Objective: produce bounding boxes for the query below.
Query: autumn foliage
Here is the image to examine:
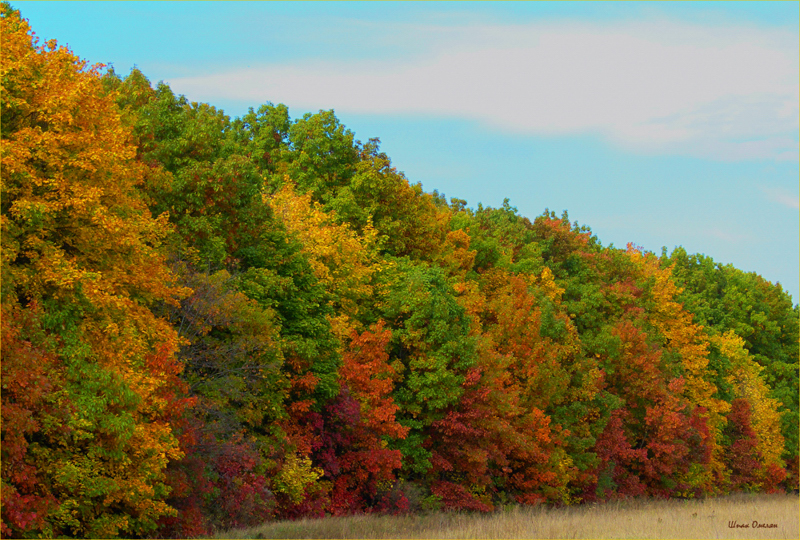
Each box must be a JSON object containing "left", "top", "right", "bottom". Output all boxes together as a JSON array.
[{"left": 2, "top": 5, "right": 798, "bottom": 537}]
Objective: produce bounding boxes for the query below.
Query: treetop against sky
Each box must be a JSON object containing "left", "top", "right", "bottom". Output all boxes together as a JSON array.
[{"left": 13, "top": 0, "right": 799, "bottom": 301}]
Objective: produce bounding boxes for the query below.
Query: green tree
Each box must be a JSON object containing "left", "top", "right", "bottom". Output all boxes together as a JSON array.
[{"left": 380, "top": 262, "right": 477, "bottom": 474}]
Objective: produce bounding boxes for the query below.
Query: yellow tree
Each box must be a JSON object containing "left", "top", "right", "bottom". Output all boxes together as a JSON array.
[
  {"left": 267, "top": 181, "right": 381, "bottom": 339},
  {"left": 712, "top": 331, "right": 785, "bottom": 470},
  {"left": 1, "top": 6, "right": 189, "bottom": 536}
]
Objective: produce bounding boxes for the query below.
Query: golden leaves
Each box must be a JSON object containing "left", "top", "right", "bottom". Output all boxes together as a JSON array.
[
  {"left": 629, "top": 250, "right": 729, "bottom": 428},
  {"left": 1, "top": 9, "right": 190, "bottom": 535},
  {"left": 268, "top": 181, "right": 380, "bottom": 336},
  {"left": 712, "top": 331, "right": 785, "bottom": 467}
]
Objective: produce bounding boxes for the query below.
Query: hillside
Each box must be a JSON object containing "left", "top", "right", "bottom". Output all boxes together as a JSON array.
[{"left": 2, "top": 5, "right": 798, "bottom": 538}]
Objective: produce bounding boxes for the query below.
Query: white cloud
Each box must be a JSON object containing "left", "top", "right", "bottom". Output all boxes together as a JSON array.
[{"left": 167, "top": 18, "right": 799, "bottom": 161}]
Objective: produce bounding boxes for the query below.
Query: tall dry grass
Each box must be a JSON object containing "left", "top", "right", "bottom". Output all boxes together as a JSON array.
[{"left": 212, "top": 493, "right": 799, "bottom": 539}]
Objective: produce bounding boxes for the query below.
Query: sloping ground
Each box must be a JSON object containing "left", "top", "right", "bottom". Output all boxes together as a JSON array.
[{"left": 213, "top": 493, "right": 798, "bottom": 539}]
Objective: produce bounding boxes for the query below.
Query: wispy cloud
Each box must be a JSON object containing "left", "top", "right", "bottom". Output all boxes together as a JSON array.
[
  {"left": 761, "top": 186, "right": 800, "bottom": 209},
  {"left": 706, "top": 228, "right": 756, "bottom": 244},
  {"left": 167, "top": 18, "right": 799, "bottom": 162}
]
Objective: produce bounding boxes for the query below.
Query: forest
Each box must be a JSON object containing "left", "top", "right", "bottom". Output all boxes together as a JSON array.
[{"left": 2, "top": 5, "right": 798, "bottom": 538}]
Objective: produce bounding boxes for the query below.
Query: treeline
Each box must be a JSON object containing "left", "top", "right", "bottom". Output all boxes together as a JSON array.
[{"left": 2, "top": 6, "right": 798, "bottom": 538}]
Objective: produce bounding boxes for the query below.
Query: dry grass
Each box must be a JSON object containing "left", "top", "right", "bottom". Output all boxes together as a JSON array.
[{"left": 212, "top": 493, "right": 799, "bottom": 539}]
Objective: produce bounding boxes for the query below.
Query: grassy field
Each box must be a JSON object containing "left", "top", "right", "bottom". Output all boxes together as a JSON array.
[{"left": 212, "top": 493, "right": 798, "bottom": 539}]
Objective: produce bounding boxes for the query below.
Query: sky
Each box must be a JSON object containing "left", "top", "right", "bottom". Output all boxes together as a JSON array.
[{"left": 13, "top": 1, "right": 800, "bottom": 302}]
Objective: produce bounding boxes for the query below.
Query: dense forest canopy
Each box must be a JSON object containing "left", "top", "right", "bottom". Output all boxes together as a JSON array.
[{"left": 2, "top": 5, "right": 798, "bottom": 537}]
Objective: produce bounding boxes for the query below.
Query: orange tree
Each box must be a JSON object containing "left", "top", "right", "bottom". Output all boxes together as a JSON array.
[{"left": 1, "top": 5, "right": 189, "bottom": 536}]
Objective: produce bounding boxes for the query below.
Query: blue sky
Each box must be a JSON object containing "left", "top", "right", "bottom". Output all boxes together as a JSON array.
[{"left": 13, "top": 1, "right": 799, "bottom": 302}]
